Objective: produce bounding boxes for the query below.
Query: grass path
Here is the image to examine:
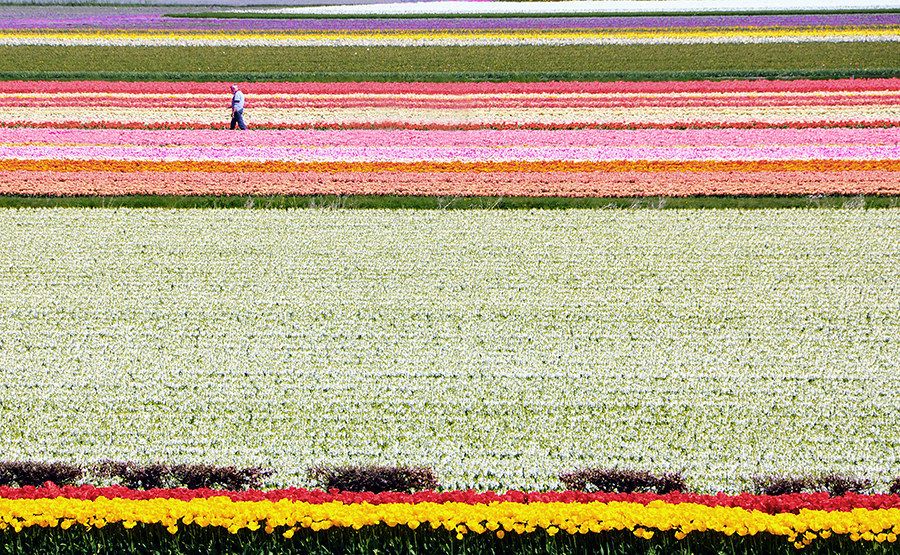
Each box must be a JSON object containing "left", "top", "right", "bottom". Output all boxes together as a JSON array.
[{"left": 0, "top": 195, "right": 897, "bottom": 210}]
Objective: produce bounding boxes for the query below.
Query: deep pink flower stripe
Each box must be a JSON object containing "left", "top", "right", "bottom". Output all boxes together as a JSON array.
[
  {"left": 4, "top": 121, "right": 895, "bottom": 131},
  {"left": 2, "top": 79, "right": 898, "bottom": 95},
  {"left": 4, "top": 97, "right": 897, "bottom": 109}
]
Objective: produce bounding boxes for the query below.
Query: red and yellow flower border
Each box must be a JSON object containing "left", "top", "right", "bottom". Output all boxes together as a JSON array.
[{"left": 2, "top": 486, "right": 899, "bottom": 550}]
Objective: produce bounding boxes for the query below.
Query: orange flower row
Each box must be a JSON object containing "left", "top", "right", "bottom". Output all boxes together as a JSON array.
[
  {"left": 2, "top": 170, "right": 898, "bottom": 197},
  {"left": 3, "top": 159, "right": 897, "bottom": 174}
]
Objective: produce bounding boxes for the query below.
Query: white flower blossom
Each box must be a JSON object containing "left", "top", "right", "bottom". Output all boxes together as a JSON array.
[{"left": 0, "top": 208, "right": 897, "bottom": 492}]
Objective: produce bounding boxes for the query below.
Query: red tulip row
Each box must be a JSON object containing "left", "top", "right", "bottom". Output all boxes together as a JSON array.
[{"left": 4, "top": 484, "right": 900, "bottom": 515}]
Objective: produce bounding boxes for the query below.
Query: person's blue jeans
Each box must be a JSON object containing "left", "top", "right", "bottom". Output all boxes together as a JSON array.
[{"left": 230, "top": 109, "right": 247, "bottom": 130}]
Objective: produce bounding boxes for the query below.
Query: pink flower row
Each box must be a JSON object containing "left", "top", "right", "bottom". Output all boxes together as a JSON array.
[
  {"left": 4, "top": 96, "right": 895, "bottom": 109},
  {"left": 3, "top": 145, "right": 894, "bottom": 162},
  {"left": 2, "top": 170, "right": 896, "bottom": 197},
  {"left": 2, "top": 79, "right": 897, "bottom": 94},
  {"left": 5, "top": 128, "right": 895, "bottom": 148},
  {"left": 7, "top": 120, "right": 895, "bottom": 131}
]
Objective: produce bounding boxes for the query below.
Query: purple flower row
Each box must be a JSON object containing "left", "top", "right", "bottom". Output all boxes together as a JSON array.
[{"left": 0, "top": 9, "right": 896, "bottom": 31}]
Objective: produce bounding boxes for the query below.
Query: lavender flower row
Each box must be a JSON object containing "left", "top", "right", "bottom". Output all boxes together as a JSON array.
[{"left": 0, "top": 10, "right": 896, "bottom": 31}]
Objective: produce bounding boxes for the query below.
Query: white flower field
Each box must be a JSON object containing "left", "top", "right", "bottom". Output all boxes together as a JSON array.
[{"left": 0, "top": 208, "right": 897, "bottom": 492}]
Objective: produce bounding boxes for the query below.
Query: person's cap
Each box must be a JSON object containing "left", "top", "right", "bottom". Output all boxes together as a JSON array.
[{"left": 230, "top": 84, "right": 239, "bottom": 92}]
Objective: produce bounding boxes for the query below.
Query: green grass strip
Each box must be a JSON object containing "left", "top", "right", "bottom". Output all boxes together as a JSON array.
[
  {"left": 2, "top": 69, "right": 897, "bottom": 82},
  {"left": 169, "top": 8, "right": 900, "bottom": 19},
  {"left": 0, "top": 195, "right": 896, "bottom": 210},
  {"left": 0, "top": 43, "right": 896, "bottom": 82}
]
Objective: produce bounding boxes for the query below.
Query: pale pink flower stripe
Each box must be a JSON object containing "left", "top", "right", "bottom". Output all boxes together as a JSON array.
[
  {"left": 4, "top": 128, "right": 896, "bottom": 148},
  {"left": 1, "top": 170, "right": 896, "bottom": 197},
  {"left": 2, "top": 145, "right": 895, "bottom": 162},
  {"left": 9, "top": 105, "right": 895, "bottom": 128},
  {"left": 2, "top": 79, "right": 898, "bottom": 94}
]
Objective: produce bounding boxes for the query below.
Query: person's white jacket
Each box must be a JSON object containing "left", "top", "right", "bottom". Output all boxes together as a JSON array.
[{"left": 231, "top": 90, "right": 245, "bottom": 112}]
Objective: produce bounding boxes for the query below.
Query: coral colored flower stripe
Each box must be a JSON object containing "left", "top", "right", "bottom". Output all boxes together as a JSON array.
[
  {"left": 2, "top": 170, "right": 898, "bottom": 197},
  {"left": 4, "top": 127, "right": 893, "bottom": 147},
  {"left": 5, "top": 485, "right": 900, "bottom": 514},
  {"left": 2, "top": 79, "right": 896, "bottom": 95},
  {"left": 1, "top": 159, "right": 895, "bottom": 173},
  {"left": 1, "top": 495, "right": 899, "bottom": 547}
]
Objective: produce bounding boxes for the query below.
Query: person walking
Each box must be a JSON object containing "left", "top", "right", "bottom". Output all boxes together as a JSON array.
[{"left": 229, "top": 84, "right": 247, "bottom": 130}]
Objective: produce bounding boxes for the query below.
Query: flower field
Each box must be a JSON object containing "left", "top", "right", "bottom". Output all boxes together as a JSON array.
[
  {"left": 2, "top": 209, "right": 898, "bottom": 492},
  {"left": 4, "top": 486, "right": 900, "bottom": 547},
  {"left": 2, "top": 4, "right": 896, "bottom": 47},
  {"left": 4, "top": 487, "right": 900, "bottom": 554},
  {"left": 1, "top": 1, "right": 899, "bottom": 553},
  {"left": 1, "top": 79, "right": 898, "bottom": 197},
  {"left": 1, "top": 4, "right": 897, "bottom": 81}
]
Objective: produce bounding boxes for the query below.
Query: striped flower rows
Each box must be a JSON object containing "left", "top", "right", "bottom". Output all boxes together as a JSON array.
[
  {"left": 4, "top": 79, "right": 896, "bottom": 130},
  {"left": 8, "top": 485, "right": 900, "bottom": 514},
  {"left": 1, "top": 3, "right": 895, "bottom": 47},
  {"left": 2, "top": 79, "right": 897, "bottom": 197},
  {"left": 1, "top": 487, "right": 899, "bottom": 549},
  {"left": 2, "top": 26, "right": 897, "bottom": 47}
]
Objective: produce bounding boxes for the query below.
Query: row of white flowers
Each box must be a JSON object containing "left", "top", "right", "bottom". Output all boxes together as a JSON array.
[{"left": 0, "top": 208, "right": 897, "bottom": 492}]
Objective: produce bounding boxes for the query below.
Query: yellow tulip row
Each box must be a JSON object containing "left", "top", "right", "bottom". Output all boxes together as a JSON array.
[
  {"left": 1, "top": 498, "right": 899, "bottom": 549},
  {"left": 2, "top": 27, "right": 896, "bottom": 41}
]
